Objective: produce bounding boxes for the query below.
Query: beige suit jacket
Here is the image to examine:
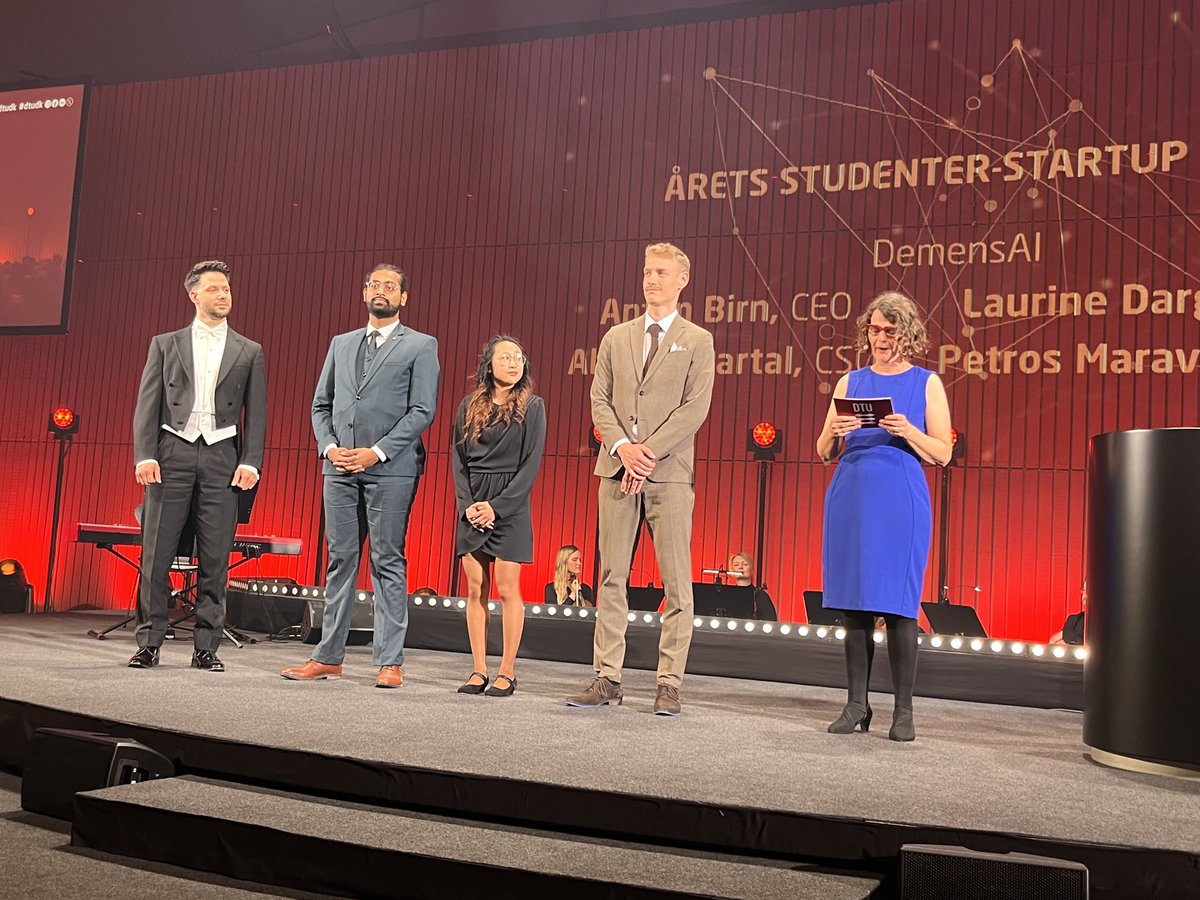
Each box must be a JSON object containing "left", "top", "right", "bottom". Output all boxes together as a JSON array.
[{"left": 591, "top": 313, "right": 716, "bottom": 484}]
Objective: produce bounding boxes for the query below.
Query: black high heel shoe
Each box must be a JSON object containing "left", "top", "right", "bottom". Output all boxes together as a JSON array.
[
  {"left": 889, "top": 706, "right": 915, "bottom": 742},
  {"left": 485, "top": 674, "right": 516, "bottom": 697},
  {"left": 827, "top": 703, "right": 873, "bottom": 734},
  {"left": 457, "top": 672, "right": 489, "bottom": 694}
]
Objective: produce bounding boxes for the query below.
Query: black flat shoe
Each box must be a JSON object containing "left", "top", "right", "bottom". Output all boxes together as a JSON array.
[
  {"left": 485, "top": 675, "right": 516, "bottom": 697},
  {"left": 191, "top": 649, "right": 225, "bottom": 672},
  {"left": 457, "top": 672, "right": 489, "bottom": 694},
  {"left": 127, "top": 646, "right": 160, "bottom": 668}
]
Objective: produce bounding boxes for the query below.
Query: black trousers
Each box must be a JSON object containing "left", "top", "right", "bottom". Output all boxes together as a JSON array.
[{"left": 135, "top": 433, "right": 239, "bottom": 651}]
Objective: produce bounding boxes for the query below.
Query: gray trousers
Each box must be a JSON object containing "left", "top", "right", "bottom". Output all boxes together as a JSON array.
[
  {"left": 136, "top": 434, "right": 239, "bottom": 652},
  {"left": 314, "top": 473, "right": 419, "bottom": 667}
]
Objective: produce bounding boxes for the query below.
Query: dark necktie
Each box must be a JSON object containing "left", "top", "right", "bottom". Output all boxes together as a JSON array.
[
  {"left": 643, "top": 322, "right": 662, "bottom": 378},
  {"left": 362, "top": 330, "right": 381, "bottom": 381}
]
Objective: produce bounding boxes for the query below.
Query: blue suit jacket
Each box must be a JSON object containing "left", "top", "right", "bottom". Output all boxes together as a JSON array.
[{"left": 311, "top": 324, "right": 440, "bottom": 477}]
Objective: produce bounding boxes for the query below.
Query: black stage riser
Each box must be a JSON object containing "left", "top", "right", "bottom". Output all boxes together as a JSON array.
[
  {"left": 228, "top": 588, "right": 1083, "bottom": 711},
  {"left": 71, "top": 793, "right": 709, "bottom": 900},
  {"left": 398, "top": 602, "right": 1084, "bottom": 711},
  {"left": 226, "top": 591, "right": 1084, "bottom": 710},
  {"left": 1, "top": 696, "right": 1189, "bottom": 900}
]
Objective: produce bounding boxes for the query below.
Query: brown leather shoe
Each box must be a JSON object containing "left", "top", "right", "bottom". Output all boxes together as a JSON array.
[
  {"left": 565, "top": 676, "right": 623, "bottom": 707},
  {"left": 280, "top": 659, "right": 342, "bottom": 680},
  {"left": 653, "top": 684, "right": 681, "bottom": 716},
  {"left": 376, "top": 665, "right": 404, "bottom": 688}
]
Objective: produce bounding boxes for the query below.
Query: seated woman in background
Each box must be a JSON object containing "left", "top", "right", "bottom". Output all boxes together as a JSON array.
[
  {"left": 728, "top": 551, "right": 778, "bottom": 621},
  {"left": 544, "top": 544, "right": 594, "bottom": 607}
]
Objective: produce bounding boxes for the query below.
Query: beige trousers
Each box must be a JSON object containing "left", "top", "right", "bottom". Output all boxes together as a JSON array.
[{"left": 593, "top": 475, "right": 695, "bottom": 687}]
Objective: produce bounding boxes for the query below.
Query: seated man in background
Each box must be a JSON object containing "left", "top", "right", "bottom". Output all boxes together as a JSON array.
[
  {"left": 1049, "top": 611, "right": 1085, "bottom": 645},
  {"left": 1049, "top": 584, "right": 1087, "bottom": 645}
]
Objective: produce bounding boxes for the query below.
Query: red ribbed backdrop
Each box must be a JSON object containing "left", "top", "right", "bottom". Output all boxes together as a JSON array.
[{"left": 0, "top": 0, "right": 1197, "bottom": 639}]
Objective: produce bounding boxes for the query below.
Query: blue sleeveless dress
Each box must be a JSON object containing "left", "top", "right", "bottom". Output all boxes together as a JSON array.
[{"left": 821, "top": 366, "right": 933, "bottom": 618}]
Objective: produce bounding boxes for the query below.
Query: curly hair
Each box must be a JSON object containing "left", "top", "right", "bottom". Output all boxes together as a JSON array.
[
  {"left": 854, "top": 291, "right": 930, "bottom": 359},
  {"left": 184, "top": 260, "right": 230, "bottom": 293},
  {"left": 460, "top": 335, "right": 535, "bottom": 445}
]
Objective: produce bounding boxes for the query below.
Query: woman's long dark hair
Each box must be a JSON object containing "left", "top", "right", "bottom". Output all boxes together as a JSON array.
[{"left": 460, "top": 335, "right": 535, "bottom": 445}]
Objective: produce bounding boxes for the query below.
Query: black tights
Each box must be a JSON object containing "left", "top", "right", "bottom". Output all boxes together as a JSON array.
[{"left": 841, "top": 610, "right": 918, "bottom": 710}]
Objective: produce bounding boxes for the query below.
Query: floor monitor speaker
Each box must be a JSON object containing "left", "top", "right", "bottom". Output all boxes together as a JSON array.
[
  {"left": 301, "top": 596, "right": 374, "bottom": 645},
  {"left": 227, "top": 579, "right": 303, "bottom": 633},
  {"left": 20, "top": 727, "right": 175, "bottom": 821},
  {"left": 900, "top": 843, "right": 1088, "bottom": 899}
]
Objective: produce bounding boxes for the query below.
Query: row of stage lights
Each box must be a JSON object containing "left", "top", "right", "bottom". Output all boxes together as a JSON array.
[{"left": 240, "top": 580, "right": 1085, "bottom": 662}]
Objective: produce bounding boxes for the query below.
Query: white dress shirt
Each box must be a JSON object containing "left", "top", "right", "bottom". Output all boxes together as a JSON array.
[
  {"left": 136, "top": 318, "right": 256, "bottom": 474},
  {"left": 323, "top": 320, "right": 400, "bottom": 464},
  {"left": 166, "top": 319, "right": 237, "bottom": 445},
  {"left": 609, "top": 310, "right": 679, "bottom": 456}
]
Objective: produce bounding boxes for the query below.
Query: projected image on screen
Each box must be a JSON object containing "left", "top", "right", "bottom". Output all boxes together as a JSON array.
[{"left": 0, "top": 84, "right": 86, "bottom": 332}]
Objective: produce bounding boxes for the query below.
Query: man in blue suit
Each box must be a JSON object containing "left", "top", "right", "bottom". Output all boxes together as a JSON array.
[{"left": 282, "top": 264, "right": 440, "bottom": 687}]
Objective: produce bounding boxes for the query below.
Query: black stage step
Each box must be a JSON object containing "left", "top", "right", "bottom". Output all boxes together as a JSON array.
[{"left": 71, "top": 777, "right": 881, "bottom": 900}]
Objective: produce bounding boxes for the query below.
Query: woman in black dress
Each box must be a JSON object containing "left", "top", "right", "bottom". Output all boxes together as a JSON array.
[{"left": 452, "top": 336, "right": 546, "bottom": 697}]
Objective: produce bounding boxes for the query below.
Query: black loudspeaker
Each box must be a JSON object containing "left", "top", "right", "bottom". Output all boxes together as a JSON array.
[
  {"left": 227, "top": 579, "right": 303, "bottom": 633},
  {"left": 900, "top": 844, "right": 1088, "bottom": 899},
  {"left": 0, "top": 582, "right": 32, "bottom": 613},
  {"left": 0, "top": 558, "right": 33, "bottom": 613},
  {"left": 21, "top": 728, "right": 175, "bottom": 821},
  {"left": 301, "top": 596, "right": 374, "bottom": 645}
]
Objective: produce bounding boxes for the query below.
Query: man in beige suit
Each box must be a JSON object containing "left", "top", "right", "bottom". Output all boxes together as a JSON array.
[{"left": 566, "top": 242, "right": 715, "bottom": 715}]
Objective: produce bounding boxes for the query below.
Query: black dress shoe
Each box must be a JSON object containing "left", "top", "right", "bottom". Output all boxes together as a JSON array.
[
  {"left": 191, "top": 649, "right": 225, "bottom": 672},
  {"left": 127, "top": 646, "right": 160, "bottom": 668}
]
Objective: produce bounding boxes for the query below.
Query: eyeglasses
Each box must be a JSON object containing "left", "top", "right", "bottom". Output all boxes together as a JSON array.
[
  {"left": 865, "top": 324, "right": 898, "bottom": 337},
  {"left": 496, "top": 353, "right": 526, "bottom": 365},
  {"left": 365, "top": 280, "right": 402, "bottom": 292}
]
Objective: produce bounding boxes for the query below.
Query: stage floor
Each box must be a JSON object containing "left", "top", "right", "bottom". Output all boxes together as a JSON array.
[{"left": 2, "top": 611, "right": 1197, "bottom": 866}]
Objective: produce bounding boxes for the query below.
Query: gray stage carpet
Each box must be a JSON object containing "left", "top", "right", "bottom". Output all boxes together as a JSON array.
[{"left": 2, "top": 612, "right": 1198, "bottom": 857}]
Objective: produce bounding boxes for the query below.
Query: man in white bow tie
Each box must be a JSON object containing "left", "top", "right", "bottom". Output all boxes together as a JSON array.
[
  {"left": 129, "top": 260, "right": 267, "bottom": 672},
  {"left": 567, "top": 242, "right": 715, "bottom": 716}
]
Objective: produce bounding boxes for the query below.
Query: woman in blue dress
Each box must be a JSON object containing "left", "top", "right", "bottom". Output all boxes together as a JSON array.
[{"left": 816, "top": 292, "right": 953, "bottom": 741}]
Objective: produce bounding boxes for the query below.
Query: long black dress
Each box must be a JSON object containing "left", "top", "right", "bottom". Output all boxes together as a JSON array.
[{"left": 452, "top": 395, "right": 547, "bottom": 563}]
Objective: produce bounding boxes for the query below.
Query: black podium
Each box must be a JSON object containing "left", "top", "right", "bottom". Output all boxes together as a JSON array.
[{"left": 1084, "top": 428, "right": 1200, "bottom": 776}]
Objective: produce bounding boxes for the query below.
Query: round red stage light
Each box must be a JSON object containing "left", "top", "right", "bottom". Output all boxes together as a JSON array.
[
  {"left": 951, "top": 427, "right": 960, "bottom": 446},
  {"left": 752, "top": 422, "right": 777, "bottom": 448},
  {"left": 592, "top": 425, "right": 604, "bottom": 444},
  {"left": 27, "top": 207, "right": 36, "bottom": 217},
  {"left": 52, "top": 408, "right": 75, "bottom": 430}
]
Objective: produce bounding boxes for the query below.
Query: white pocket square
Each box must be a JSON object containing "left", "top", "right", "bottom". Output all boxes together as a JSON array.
[{"left": 669, "top": 343, "right": 686, "bottom": 352}]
